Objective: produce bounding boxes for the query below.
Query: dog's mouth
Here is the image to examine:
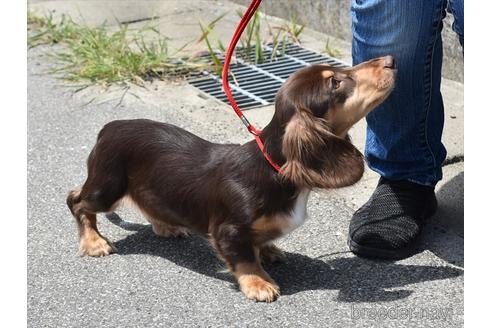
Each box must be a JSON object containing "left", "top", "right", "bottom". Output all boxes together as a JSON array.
[
  {"left": 382, "top": 65, "right": 396, "bottom": 83},
  {"left": 377, "top": 68, "right": 397, "bottom": 96},
  {"left": 355, "top": 68, "right": 397, "bottom": 115},
  {"left": 377, "top": 77, "right": 393, "bottom": 90}
]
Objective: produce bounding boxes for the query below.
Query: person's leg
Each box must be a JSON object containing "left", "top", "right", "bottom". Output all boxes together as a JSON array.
[
  {"left": 352, "top": 0, "right": 448, "bottom": 185},
  {"left": 349, "top": 0, "right": 449, "bottom": 259},
  {"left": 448, "top": 0, "right": 464, "bottom": 48}
]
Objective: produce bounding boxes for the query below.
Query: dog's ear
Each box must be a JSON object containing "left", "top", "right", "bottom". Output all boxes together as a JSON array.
[{"left": 281, "top": 109, "right": 364, "bottom": 189}]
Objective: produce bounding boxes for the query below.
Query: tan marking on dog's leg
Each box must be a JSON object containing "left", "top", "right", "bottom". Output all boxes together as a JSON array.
[
  {"left": 78, "top": 213, "right": 115, "bottom": 257},
  {"left": 233, "top": 248, "right": 280, "bottom": 302},
  {"left": 259, "top": 244, "right": 285, "bottom": 264}
]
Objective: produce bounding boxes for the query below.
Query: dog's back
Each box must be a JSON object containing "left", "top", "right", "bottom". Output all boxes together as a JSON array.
[{"left": 69, "top": 119, "right": 236, "bottom": 237}]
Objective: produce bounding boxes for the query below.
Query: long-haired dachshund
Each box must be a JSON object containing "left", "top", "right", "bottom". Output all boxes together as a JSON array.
[{"left": 67, "top": 56, "right": 396, "bottom": 302}]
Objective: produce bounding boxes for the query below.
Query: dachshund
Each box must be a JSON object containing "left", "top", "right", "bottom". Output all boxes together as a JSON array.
[{"left": 67, "top": 55, "right": 396, "bottom": 302}]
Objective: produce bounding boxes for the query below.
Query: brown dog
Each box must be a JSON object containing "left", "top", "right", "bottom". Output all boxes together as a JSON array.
[{"left": 67, "top": 56, "right": 396, "bottom": 302}]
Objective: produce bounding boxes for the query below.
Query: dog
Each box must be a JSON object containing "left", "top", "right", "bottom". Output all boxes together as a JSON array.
[{"left": 67, "top": 55, "right": 396, "bottom": 302}]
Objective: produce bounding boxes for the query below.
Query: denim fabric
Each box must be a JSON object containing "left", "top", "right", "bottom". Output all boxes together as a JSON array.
[
  {"left": 448, "top": 0, "right": 464, "bottom": 47},
  {"left": 351, "top": 0, "right": 464, "bottom": 186}
]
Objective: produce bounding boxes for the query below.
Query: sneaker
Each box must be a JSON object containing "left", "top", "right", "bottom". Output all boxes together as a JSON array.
[{"left": 348, "top": 177, "right": 437, "bottom": 260}]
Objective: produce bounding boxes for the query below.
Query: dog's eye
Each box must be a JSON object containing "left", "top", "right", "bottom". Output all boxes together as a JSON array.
[{"left": 331, "top": 78, "right": 340, "bottom": 90}]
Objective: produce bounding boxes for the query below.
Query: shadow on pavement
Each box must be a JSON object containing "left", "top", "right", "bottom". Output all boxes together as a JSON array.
[
  {"left": 434, "top": 171, "right": 464, "bottom": 237},
  {"left": 109, "top": 214, "right": 463, "bottom": 303},
  {"left": 422, "top": 171, "right": 464, "bottom": 267}
]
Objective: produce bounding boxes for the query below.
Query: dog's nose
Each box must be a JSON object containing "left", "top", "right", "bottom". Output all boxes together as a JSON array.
[{"left": 383, "top": 55, "right": 396, "bottom": 69}]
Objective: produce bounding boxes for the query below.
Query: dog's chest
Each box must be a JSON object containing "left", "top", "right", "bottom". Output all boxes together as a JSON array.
[
  {"left": 252, "top": 189, "right": 311, "bottom": 240},
  {"left": 282, "top": 189, "right": 310, "bottom": 234}
]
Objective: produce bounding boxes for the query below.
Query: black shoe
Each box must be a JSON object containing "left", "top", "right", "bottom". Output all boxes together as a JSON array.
[{"left": 348, "top": 177, "right": 437, "bottom": 260}]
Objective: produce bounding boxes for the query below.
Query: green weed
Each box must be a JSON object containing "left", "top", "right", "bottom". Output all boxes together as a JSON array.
[
  {"left": 27, "top": 12, "right": 208, "bottom": 86},
  {"left": 197, "top": 11, "right": 228, "bottom": 76},
  {"left": 197, "top": 10, "right": 306, "bottom": 67},
  {"left": 322, "top": 37, "right": 342, "bottom": 58}
]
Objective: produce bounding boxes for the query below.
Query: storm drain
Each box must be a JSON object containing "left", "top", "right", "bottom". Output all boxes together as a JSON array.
[{"left": 188, "top": 43, "right": 349, "bottom": 110}]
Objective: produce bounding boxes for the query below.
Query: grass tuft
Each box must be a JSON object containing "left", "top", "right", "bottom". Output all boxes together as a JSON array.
[
  {"left": 27, "top": 9, "right": 309, "bottom": 89},
  {"left": 197, "top": 11, "right": 228, "bottom": 76},
  {"left": 197, "top": 9, "right": 306, "bottom": 69},
  {"left": 322, "top": 37, "right": 342, "bottom": 58},
  {"left": 27, "top": 12, "right": 209, "bottom": 86}
]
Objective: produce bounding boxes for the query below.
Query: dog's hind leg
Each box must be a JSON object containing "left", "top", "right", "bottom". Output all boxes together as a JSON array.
[
  {"left": 67, "top": 187, "right": 119, "bottom": 257},
  {"left": 121, "top": 196, "right": 191, "bottom": 238},
  {"left": 67, "top": 148, "right": 127, "bottom": 257},
  {"left": 140, "top": 212, "right": 190, "bottom": 238},
  {"left": 150, "top": 220, "right": 190, "bottom": 238}
]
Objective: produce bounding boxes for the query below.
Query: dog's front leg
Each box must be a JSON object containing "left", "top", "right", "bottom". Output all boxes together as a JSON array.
[
  {"left": 234, "top": 253, "right": 280, "bottom": 303},
  {"left": 212, "top": 226, "right": 280, "bottom": 302}
]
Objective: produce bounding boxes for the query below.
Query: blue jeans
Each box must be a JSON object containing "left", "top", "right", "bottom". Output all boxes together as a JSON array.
[{"left": 351, "top": 0, "right": 464, "bottom": 187}]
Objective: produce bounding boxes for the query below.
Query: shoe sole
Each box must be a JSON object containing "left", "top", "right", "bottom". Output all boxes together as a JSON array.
[{"left": 348, "top": 238, "right": 417, "bottom": 260}]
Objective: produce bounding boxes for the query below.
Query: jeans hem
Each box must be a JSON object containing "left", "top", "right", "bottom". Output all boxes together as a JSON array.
[
  {"left": 367, "top": 163, "right": 439, "bottom": 187},
  {"left": 406, "top": 178, "right": 437, "bottom": 188}
]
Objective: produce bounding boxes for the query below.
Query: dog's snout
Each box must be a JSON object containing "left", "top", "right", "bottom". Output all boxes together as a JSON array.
[{"left": 383, "top": 55, "right": 396, "bottom": 69}]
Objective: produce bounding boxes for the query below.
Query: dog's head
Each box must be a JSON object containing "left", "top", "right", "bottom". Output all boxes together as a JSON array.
[{"left": 272, "top": 56, "right": 396, "bottom": 189}]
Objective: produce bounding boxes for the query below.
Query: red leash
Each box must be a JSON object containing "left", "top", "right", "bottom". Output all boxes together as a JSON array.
[{"left": 221, "top": 0, "right": 284, "bottom": 174}]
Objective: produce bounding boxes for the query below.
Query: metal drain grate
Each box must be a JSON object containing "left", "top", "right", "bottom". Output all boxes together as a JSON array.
[{"left": 188, "top": 43, "right": 349, "bottom": 109}]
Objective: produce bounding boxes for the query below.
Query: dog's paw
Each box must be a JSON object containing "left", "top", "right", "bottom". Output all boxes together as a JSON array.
[
  {"left": 78, "top": 235, "right": 116, "bottom": 257},
  {"left": 260, "top": 244, "right": 285, "bottom": 264},
  {"left": 239, "top": 275, "right": 280, "bottom": 302}
]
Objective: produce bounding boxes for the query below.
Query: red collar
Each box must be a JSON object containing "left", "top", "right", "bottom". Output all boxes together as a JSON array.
[{"left": 221, "top": 0, "right": 283, "bottom": 174}]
